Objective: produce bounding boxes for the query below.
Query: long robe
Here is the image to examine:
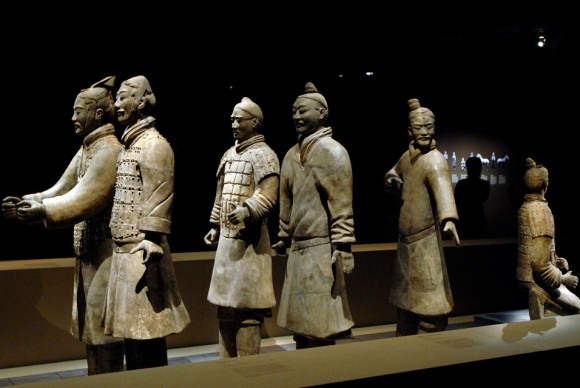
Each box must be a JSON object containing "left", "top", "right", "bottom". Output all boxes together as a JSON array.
[
  {"left": 105, "top": 117, "right": 191, "bottom": 339},
  {"left": 207, "top": 134, "right": 279, "bottom": 309},
  {"left": 277, "top": 127, "right": 356, "bottom": 339},
  {"left": 385, "top": 142, "right": 458, "bottom": 315},
  {"left": 34, "top": 124, "right": 122, "bottom": 344}
]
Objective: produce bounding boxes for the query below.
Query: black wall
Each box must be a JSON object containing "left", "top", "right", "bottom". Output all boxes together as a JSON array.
[{"left": 1, "top": 13, "right": 575, "bottom": 260}]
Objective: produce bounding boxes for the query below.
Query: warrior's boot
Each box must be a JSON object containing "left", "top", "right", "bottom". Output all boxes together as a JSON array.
[
  {"left": 236, "top": 319, "right": 262, "bottom": 356},
  {"left": 293, "top": 334, "right": 335, "bottom": 349},
  {"left": 395, "top": 308, "right": 420, "bottom": 336},
  {"left": 124, "top": 338, "right": 168, "bottom": 370},
  {"left": 219, "top": 319, "right": 262, "bottom": 357},
  {"left": 86, "top": 342, "right": 124, "bottom": 375},
  {"left": 419, "top": 315, "right": 448, "bottom": 333}
]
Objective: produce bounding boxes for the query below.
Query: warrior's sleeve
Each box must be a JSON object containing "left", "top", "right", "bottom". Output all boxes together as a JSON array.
[
  {"left": 209, "top": 175, "right": 223, "bottom": 227},
  {"left": 528, "top": 204, "right": 560, "bottom": 288},
  {"left": 319, "top": 142, "right": 356, "bottom": 246},
  {"left": 138, "top": 136, "right": 174, "bottom": 235},
  {"left": 29, "top": 147, "right": 82, "bottom": 203},
  {"left": 384, "top": 153, "right": 404, "bottom": 194},
  {"left": 427, "top": 153, "right": 459, "bottom": 225},
  {"left": 244, "top": 146, "right": 280, "bottom": 223},
  {"left": 43, "top": 145, "right": 119, "bottom": 228},
  {"left": 277, "top": 150, "right": 292, "bottom": 243}
]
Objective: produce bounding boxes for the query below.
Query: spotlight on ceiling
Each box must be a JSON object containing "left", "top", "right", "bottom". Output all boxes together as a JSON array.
[{"left": 537, "top": 30, "right": 546, "bottom": 48}]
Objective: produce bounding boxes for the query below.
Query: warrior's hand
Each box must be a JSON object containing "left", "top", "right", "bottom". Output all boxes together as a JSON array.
[
  {"left": 227, "top": 204, "right": 250, "bottom": 225},
  {"left": 16, "top": 199, "right": 45, "bottom": 225},
  {"left": 271, "top": 240, "right": 287, "bottom": 256},
  {"left": 2, "top": 196, "right": 21, "bottom": 220},
  {"left": 204, "top": 228, "right": 219, "bottom": 247},
  {"left": 553, "top": 255, "right": 569, "bottom": 271},
  {"left": 333, "top": 249, "right": 355, "bottom": 274},
  {"left": 130, "top": 239, "right": 163, "bottom": 264},
  {"left": 384, "top": 175, "right": 403, "bottom": 193},
  {"left": 443, "top": 220, "right": 461, "bottom": 247},
  {"left": 562, "top": 271, "right": 578, "bottom": 289}
]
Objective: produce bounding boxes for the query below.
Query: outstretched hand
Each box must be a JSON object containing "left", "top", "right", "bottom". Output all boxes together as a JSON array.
[
  {"left": 443, "top": 220, "right": 460, "bottom": 247},
  {"left": 2, "top": 196, "right": 21, "bottom": 220},
  {"left": 16, "top": 199, "right": 45, "bottom": 225}
]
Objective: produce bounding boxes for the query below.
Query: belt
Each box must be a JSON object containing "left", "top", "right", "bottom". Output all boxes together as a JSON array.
[
  {"left": 290, "top": 236, "right": 330, "bottom": 251},
  {"left": 400, "top": 224, "right": 436, "bottom": 244}
]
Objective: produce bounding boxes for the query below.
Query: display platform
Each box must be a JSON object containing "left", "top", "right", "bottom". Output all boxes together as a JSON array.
[
  {"left": 0, "top": 239, "right": 525, "bottom": 369},
  {"left": 14, "top": 314, "right": 580, "bottom": 386}
]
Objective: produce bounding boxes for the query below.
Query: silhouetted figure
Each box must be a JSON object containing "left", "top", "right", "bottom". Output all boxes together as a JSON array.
[{"left": 454, "top": 156, "right": 490, "bottom": 239}]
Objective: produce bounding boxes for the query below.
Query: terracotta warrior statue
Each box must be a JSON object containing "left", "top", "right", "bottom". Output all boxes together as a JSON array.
[
  {"left": 1, "top": 76, "right": 124, "bottom": 374},
  {"left": 384, "top": 98, "right": 460, "bottom": 336},
  {"left": 104, "top": 75, "right": 190, "bottom": 370},
  {"left": 273, "top": 82, "right": 356, "bottom": 349},
  {"left": 204, "top": 97, "right": 279, "bottom": 357},
  {"left": 517, "top": 157, "right": 580, "bottom": 319}
]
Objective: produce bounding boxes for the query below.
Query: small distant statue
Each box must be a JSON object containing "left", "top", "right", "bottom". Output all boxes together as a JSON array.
[
  {"left": 490, "top": 152, "right": 496, "bottom": 169},
  {"left": 444, "top": 150, "right": 448, "bottom": 161},
  {"left": 451, "top": 151, "right": 457, "bottom": 170},
  {"left": 517, "top": 158, "right": 580, "bottom": 319},
  {"left": 497, "top": 154, "right": 510, "bottom": 170},
  {"left": 461, "top": 157, "right": 466, "bottom": 171},
  {"left": 384, "top": 98, "right": 460, "bottom": 336},
  {"left": 476, "top": 153, "right": 489, "bottom": 170}
]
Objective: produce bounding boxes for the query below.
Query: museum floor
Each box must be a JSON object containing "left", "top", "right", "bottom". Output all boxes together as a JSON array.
[{"left": 0, "top": 310, "right": 529, "bottom": 386}]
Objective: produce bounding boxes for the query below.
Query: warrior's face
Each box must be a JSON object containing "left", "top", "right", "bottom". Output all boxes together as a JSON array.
[
  {"left": 292, "top": 97, "right": 325, "bottom": 137},
  {"left": 114, "top": 83, "right": 140, "bottom": 126},
  {"left": 72, "top": 95, "right": 97, "bottom": 137},
  {"left": 408, "top": 114, "right": 435, "bottom": 150},
  {"left": 230, "top": 107, "right": 257, "bottom": 143}
]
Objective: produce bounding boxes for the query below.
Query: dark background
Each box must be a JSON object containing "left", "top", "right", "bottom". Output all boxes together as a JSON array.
[{"left": 1, "top": 10, "right": 575, "bottom": 260}]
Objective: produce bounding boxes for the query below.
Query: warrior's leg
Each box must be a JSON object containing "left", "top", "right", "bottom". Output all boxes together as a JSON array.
[
  {"left": 396, "top": 308, "right": 420, "bottom": 336},
  {"left": 124, "top": 338, "right": 167, "bottom": 370},
  {"left": 236, "top": 319, "right": 262, "bottom": 356},
  {"left": 218, "top": 319, "right": 238, "bottom": 358},
  {"left": 86, "top": 342, "right": 125, "bottom": 375}
]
